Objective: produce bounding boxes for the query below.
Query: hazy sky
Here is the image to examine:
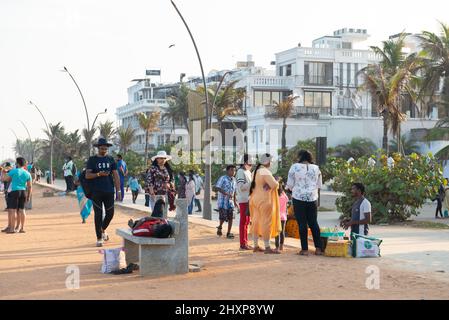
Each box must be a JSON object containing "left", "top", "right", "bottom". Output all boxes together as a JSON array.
[{"left": 0, "top": 0, "right": 447, "bottom": 160}]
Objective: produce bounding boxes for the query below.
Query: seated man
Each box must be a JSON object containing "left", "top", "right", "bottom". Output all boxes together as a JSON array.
[{"left": 341, "top": 183, "right": 371, "bottom": 236}]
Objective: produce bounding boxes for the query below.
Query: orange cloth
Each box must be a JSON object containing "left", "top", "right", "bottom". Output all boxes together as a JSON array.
[{"left": 249, "top": 167, "right": 281, "bottom": 240}]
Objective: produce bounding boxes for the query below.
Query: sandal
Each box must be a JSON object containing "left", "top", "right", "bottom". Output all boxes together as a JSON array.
[
  {"left": 264, "top": 248, "right": 281, "bottom": 254},
  {"left": 315, "top": 248, "right": 324, "bottom": 256},
  {"left": 253, "top": 246, "right": 265, "bottom": 253},
  {"left": 19, "top": 230, "right": 26, "bottom": 233},
  {"left": 298, "top": 250, "right": 309, "bottom": 256},
  {"left": 226, "top": 233, "right": 235, "bottom": 239},
  {"left": 216, "top": 226, "right": 223, "bottom": 236}
]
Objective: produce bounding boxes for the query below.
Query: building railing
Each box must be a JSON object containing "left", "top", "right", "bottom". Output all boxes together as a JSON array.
[
  {"left": 296, "top": 75, "right": 339, "bottom": 87},
  {"left": 116, "top": 99, "right": 168, "bottom": 114},
  {"left": 247, "top": 76, "right": 294, "bottom": 88},
  {"left": 264, "top": 106, "right": 331, "bottom": 118},
  {"left": 298, "top": 47, "right": 381, "bottom": 61}
]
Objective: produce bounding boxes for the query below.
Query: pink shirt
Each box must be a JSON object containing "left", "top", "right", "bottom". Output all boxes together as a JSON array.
[{"left": 279, "top": 192, "right": 289, "bottom": 221}]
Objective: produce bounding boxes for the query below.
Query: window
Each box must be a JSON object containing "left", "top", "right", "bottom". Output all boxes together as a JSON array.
[
  {"left": 304, "top": 91, "right": 332, "bottom": 108},
  {"left": 262, "top": 91, "right": 271, "bottom": 106},
  {"left": 254, "top": 91, "right": 263, "bottom": 106},
  {"left": 304, "top": 62, "right": 333, "bottom": 85},
  {"left": 286, "top": 64, "right": 292, "bottom": 76},
  {"left": 279, "top": 66, "right": 284, "bottom": 76},
  {"left": 271, "top": 91, "right": 280, "bottom": 104}
]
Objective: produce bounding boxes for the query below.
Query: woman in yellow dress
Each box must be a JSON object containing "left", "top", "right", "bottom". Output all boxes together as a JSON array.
[{"left": 249, "top": 153, "right": 281, "bottom": 254}]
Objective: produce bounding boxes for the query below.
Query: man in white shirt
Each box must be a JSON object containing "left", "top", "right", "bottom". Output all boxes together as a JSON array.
[
  {"left": 342, "top": 183, "right": 371, "bottom": 235},
  {"left": 236, "top": 154, "right": 253, "bottom": 250},
  {"left": 62, "top": 156, "right": 75, "bottom": 192}
]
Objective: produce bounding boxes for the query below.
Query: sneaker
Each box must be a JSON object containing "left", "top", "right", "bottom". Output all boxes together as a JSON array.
[
  {"left": 102, "top": 232, "right": 109, "bottom": 242},
  {"left": 96, "top": 239, "right": 104, "bottom": 247}
]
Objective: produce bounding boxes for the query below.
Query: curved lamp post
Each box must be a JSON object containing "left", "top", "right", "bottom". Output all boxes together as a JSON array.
[
  {"left": 18, "top": 120, "right": 34, "bottom": 162},
  {"left": 171, "top": 0, "right": 212, "bottom": 220},
  {"left": 61, "top": 66, "right": 98, "bottom": 157},
  {"left": 29, "top": 100, "right": 53, "bottom": 183}
]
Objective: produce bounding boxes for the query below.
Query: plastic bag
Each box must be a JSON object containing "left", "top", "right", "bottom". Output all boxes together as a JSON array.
[
  {"left": 351, "top": 233, "right": 382, "bottom": 258},
  {"left": 100, "top": 248, "right": 126, "bottom": 274}
]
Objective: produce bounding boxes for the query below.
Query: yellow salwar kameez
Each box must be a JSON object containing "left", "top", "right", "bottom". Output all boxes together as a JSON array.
[{"left": 249, "top": 167, "right": 281, "bottom": 240}]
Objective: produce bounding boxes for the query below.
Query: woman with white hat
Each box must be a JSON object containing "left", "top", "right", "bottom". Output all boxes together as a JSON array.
[
  {"left": 145, "top": 150, "right": 176, "bottom": 215},
  {"left": 249, "top": 153, "right": 282, "bottom": 254}
]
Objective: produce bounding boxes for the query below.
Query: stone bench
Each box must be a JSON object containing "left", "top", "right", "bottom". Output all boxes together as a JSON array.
[{"left": 116, "top": 199, "right": 188, "bottom": 276}]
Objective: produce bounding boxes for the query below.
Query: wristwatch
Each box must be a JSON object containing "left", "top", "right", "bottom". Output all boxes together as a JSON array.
[{"left": 97, "top": 172, "right": 100, "bottom": 177}]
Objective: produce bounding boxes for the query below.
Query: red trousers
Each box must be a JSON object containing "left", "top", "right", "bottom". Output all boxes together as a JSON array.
[{"left": 239, "top": 202, "right": 251, "bottom": 247}]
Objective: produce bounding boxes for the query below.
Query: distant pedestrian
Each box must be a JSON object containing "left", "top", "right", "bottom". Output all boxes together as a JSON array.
[
  {"left": 236, "top": 154, "right": 253, "bottom": 250},
  {"left": 434, "top": 182, "right": 446, "bottom": 219},
  {"left": 62, "top": 156, "right": 75, "bottom": 192},
  {"left": 286, "top": 150, "right": 323, "bottom": 256},
  {"left": 191, "top": 171, "right": 203, "bottom": 212},
  {"left": 1, "top": 162, "right": 12, "bottom": 210},
  {"left": 186, "top": 172, "right": 196, "bottom": 215},
  {"left": 214, "top": 165, "right": 237, "bottom": 239},
  {"left": 85, "top": 138, "right": 122, "bottom": 247},
  {"left": 116, "top": 154, "right": 128, "bottom": 202},
  {"left": 1, "top": 157, "right": 32, "bottom": 234},
  {"left": 177, "top": 172, "right": 187, "bottom": 199},
  {"left": 127, "top": 175, "right": 141, "bottom": 204},
  {"left": 275, "top": 178, "right": 288, "bottom": 252}
]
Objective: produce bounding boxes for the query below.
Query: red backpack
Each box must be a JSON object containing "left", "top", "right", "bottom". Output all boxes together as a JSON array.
[{"left": 132, "top": 218, "right": 172, "bottom": 238}]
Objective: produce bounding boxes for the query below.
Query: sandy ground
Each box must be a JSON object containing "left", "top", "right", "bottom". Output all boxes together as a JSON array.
[{"left": 1, "top": 185, "right": 449, "bottom": 300}]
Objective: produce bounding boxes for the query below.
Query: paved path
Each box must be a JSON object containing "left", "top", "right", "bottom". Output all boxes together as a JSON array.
[{"left": 39, "top": 180, "right": 449, "bottom": 279}]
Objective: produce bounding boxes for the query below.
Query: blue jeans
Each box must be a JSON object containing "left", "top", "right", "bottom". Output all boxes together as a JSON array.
[
  {"left": 116, "top": 176, "right": 125, "bottom": 201},
  {"left": 188, "top": 198, "right": 194, "bottom": 215}
]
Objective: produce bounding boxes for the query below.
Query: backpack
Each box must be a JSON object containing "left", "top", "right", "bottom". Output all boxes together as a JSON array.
[
  {"left": 132, "top": 218, "right": 172, "bottom": 238},
  {"left": 79, "top": 169, "right": 93, "bottom": 199}
]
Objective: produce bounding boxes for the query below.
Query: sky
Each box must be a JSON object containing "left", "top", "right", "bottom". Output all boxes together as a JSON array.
[{"left": 0, "top": 0, "right": 448, "bottom": 161}]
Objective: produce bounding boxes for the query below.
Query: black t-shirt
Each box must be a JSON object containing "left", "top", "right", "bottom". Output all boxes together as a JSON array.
[{"left": 86, "top": 155, "right": 117, "bottom": 193}]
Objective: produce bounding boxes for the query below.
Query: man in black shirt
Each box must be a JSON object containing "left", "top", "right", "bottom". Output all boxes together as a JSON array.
[{"left": 86, "top": 138, "right": 122, "bottom": 247}]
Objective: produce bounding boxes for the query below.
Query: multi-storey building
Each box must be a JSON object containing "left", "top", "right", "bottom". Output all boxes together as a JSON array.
[
  {"left": 235, "top": 28, "right": 441, "bottom": 155},
  {"left": 115, "top": 78, "right": 188, "bottom": 155}
]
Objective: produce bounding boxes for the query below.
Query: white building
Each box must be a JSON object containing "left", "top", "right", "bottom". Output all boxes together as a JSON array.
[
  {"left": 115, "top": 77, "right": 188, "bottom": 155},
  {"left": 234, "top": 28, "right": 441, "bottom": 155}
]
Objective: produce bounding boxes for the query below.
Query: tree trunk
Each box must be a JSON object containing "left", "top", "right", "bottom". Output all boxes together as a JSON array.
[
  {"left": 144, "top": 130, "right": 149, "bottom": 165},
  {"left": 281, "top": 118, "right": 287, "bottom": 167},
  {"left": 382, "top": 112, "right": 389, "bottom": 154}
]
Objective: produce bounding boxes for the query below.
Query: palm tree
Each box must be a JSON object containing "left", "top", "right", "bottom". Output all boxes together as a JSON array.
[
  {"left": 116, "top": 125, "right": 137, "bottom": 154},
  {"left": 62, "top": 129, "right": 82, "bottom": 158},
  {"left": 417, "top": 22, "right": 449, "bottom": 116},
  {"left": 197, "top": 80, "right": 245, "bottom": 145},
  {"left": 360, "top": 33, "right": 423, "bottom": 153},
  {"left": 333, "top": 137, "right": 377, "bottom": 159},
  {"left": 166, "top": 84, "right": 190, "bottom": 132},
  {"left": 272, "top": 95, "right": 299, "bottom": 167},
  {"left": 42, "top": 122, "right": 65, "bottom": 178},
  {"left": 389, "top": 135, "right": 420, "bottom": 155},
  {"left": 98, "top": 120, "right": 116, "bottom": 141},
  {"left": 82, "top": 127, "right": 97, "bottom": 157},
  {"left": 137, "top": 111, "right": 161, "bottom": 163}
]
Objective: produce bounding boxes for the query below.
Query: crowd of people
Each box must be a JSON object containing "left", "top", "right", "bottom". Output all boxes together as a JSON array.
[{"left": 1, "top": 137, "right": 378, "bottom": 252}]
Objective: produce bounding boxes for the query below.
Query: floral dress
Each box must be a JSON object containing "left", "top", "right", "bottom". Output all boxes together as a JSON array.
[{"left": 145, "top": 165, "right": 176, "bottom": 210}]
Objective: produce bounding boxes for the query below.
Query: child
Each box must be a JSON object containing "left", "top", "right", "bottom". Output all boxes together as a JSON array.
[
  {"left": 127, "top": 176, "right": 141, "bottom": 204},
  {"left": 275, "top": 178, "right": 289, "bottom": 251}
]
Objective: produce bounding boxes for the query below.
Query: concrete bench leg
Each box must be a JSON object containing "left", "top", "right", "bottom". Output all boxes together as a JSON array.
[
  {"left": 123, "top": 239, "right": 139, "bottom": 265},
  {"left": 138, "top": 198, "right": 189, "bottom": 277}
]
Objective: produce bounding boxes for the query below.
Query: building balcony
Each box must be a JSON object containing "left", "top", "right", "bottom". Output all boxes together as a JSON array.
[
  {"left": 297, "top": 47, "right": 381, "bottom": 62},
  {"left": 264, "top": 106, "right": 331, "bottom": 119},
  {"left": 116, "top": 99, "right": 168, "bottom": 116},
  {"left": 243, "top": 75, "right": 294, "bottom": 89}
]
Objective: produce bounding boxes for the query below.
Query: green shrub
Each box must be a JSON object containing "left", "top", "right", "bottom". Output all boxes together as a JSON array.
[{"left": 332, "top": 152, "right": 443, "bottom": 223}]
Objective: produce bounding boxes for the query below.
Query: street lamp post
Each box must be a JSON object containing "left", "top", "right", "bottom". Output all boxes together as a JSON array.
[
  {"left": 19, "top": 120, "right": 34, "bottom": 162},
  {"left": 61, "top": 66, "right": 94, "bottom": 157},
  {"left": 29, "top": 101, "right": 53, "bottom": 184},
  {"left": 171, "top": 0, "right": 212, "bottom": 220}
]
